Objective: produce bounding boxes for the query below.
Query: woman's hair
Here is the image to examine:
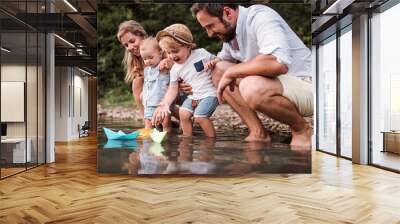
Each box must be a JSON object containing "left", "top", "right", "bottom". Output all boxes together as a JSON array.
[{"left": 117, "top": 20, "right": 148, "bottom": 83}]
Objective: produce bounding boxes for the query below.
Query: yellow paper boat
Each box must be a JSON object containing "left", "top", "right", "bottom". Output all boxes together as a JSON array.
[
  {"left": 150, "top": 128, "right": 167, "bottom": 143},
  {"left": 138, "top": 128, "right": 153, "bottom": 138}
]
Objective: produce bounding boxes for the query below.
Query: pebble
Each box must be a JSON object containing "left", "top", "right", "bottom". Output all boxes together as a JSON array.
[{"left": 98, "top": 104, "right": 314, "bottom": 134}]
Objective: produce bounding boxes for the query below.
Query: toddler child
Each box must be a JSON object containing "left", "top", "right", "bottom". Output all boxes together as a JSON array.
[
  {"left": 153, "top": 24, "right": 219, "bottom": 137},
  {"left": 139, "top": 37, "right": 171, "bottom": 132}
]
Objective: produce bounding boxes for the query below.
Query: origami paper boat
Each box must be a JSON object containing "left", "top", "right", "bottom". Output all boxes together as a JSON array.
[
  {"left": 138, "top": 128, "right": 153, "bottom": 138},
  {"left": 104, "top": 140, "right": 138, "bottom": 149},
  {"left": 103, "top": 127, "right": 140, "bottom": 140},
  {"left": 150, "top": 128, "right": 167, "bottom": 143},
  {"left": 149, "top": 142, "right": 165, "bottom": 156}
]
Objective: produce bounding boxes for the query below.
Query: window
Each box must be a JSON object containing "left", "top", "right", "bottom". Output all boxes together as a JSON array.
[
  {"left": 370, "top": 2, "right": 400, "bottom": 171},
  {"left": 317, "top": 35, "right": 337, "bottom": 154},
  {"left": 339, "top": 26, "right": 352, "bottom": 158},
  {"left": 0, "top": 1, "right": 46, "bottom": 179}
]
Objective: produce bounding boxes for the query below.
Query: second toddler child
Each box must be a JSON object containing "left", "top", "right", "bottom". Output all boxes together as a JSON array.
[{"left": 140, "top": 37, "right": 171, "bottom": 132}]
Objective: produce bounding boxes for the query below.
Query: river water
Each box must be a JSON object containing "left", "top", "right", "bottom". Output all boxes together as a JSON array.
[{"left": 97, "top": 119, "right": 311, "bottom": 175}]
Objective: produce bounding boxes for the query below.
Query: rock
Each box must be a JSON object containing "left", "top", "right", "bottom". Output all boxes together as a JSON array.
[{"left": 97, "top": 104, "right": 314, "bottom": 135}]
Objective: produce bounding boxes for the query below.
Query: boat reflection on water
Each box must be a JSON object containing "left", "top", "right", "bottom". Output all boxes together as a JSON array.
[
  {"left": 103, "top": 140, "right": 138, "bottom": 149},
  {"left": 98, "top": 125, "right": 311, "bottom": 175}
]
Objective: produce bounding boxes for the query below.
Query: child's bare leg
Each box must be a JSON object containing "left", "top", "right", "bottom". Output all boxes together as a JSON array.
[
  {"left": 194, "top": 117, "right": 216, "bottom": 138},
  {"left": 145, "top": 119, "right": 152, "bottom": 129},
  {"left": 179, "top": 109, "right": 193, "bottom": 137},
  {"left": 162, "top": 114, "right": 172, "bottom": 133},
  {"left": 170, "top": 105, "right": 180, "bottom": 120}
]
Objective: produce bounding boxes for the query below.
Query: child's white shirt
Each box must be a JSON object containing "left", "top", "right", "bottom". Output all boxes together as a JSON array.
[{"left": 170, "top": 48, "right": 216, "bottom": 100}]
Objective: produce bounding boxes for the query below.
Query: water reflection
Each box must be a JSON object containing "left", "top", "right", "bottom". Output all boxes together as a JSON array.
[
  {"left": 97, "top": 122, "right": 311, "bottom": 175},
  {"left": 126, "top": 141, "right": 168, "bottom": 175},
  {"left": 164, "top": 137, "right": 217, "bottom": 174},
  {"left": 104, "top": 140, "right": 138, "bottom": 149}
]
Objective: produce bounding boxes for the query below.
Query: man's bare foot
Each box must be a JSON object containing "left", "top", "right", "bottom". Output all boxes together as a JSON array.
[
  {"left": 244, "top": 130, "right": 271, "bottom": 142},
  {"left": 290, "top": 124, "right": 312, "bottom": 147}
]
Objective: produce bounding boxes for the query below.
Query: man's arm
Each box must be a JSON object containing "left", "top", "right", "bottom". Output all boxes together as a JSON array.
[
  {"left": 215, "top": 55, "right": 287, "bottom": 104},
  {"left": 224, "top": 54, "right": 288, "bottom": 79}
]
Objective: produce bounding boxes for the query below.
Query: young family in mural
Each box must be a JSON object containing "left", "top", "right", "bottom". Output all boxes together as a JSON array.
[{"left": 116, "top": 4, "right": 313, "bottom": 150}]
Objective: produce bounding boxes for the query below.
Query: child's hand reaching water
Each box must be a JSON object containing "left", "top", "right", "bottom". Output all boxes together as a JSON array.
[{"left": 151, "top": 103, "right": 171, "bottom": 126}]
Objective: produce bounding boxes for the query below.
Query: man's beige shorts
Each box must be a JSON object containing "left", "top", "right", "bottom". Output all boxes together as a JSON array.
[{"left": 277, "top": 75, "right": 314, "bottom": 117}]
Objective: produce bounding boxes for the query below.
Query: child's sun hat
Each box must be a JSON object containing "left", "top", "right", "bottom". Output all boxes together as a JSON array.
[{"left": 156, "top": 24, "right": 196, "bottom": 48}]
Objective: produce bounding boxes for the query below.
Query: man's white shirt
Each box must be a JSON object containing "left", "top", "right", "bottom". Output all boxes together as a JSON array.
[{"left": 217, "top": 5, "right": 312, "bottom": 78}]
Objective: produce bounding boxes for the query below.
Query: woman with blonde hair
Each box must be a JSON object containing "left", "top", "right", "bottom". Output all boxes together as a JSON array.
[
  {"left": 117, "top": 20, "right": 148, "bottom": 117},
  {"left": 117, "top": 20, "right": 190, "bottom": 122}
]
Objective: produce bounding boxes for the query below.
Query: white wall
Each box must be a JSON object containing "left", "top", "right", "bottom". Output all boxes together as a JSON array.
[
  {"left": 1, "top": 63, "right": 46, "bottom": 164},
  {"left": 54, "top": 66, "right": 89, "bottom": 141},
  {"left": 72, "top": 72, "right": 89, "bottom": 138},
  {"left": 1, "top": 65, "right": 26, "bottom": 139},
  {"left": 0, "top": 65, "right": 41, "bottom": 138},
  {"left": 55, "top": 66, "right": 69, "bottom": 141}
]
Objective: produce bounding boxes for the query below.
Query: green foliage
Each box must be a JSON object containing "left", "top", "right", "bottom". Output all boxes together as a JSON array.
[
  {"left": 98, "top": 86, "right": 135, "bottom": 107},
  {"left": 97, "top": 3, "right": 311, "bottom": 106},
  {"left": 269, "top": 4, "right": 311, "bottom": 47}
]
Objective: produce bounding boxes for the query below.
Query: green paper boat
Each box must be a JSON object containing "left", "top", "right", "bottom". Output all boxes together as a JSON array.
[
  {"left": 149, "top": 142, "right": 165, "bottom": 156},
  {"left": 150, "top": 128, "right": 167, "bottom": 143}
]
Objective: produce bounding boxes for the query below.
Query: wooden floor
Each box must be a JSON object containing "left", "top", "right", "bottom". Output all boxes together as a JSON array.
[
  {"left": 372, "top": 150, "right": 400, "bottom": 171},
  {"left": 1, "top": 167, "right": 26, "bottom": 178},
  {"left": 1, "top": 136, "right": 400, "bottom": 224}
]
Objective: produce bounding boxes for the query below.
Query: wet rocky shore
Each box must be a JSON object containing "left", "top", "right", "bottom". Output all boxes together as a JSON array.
[{"left": 98, "top": 104, "right": 313, "bottom": 137}]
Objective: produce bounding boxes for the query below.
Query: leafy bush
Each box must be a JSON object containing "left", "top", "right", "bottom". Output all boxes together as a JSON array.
[{"left": 98, "top": 3, "right": 311, "bottom": 107}]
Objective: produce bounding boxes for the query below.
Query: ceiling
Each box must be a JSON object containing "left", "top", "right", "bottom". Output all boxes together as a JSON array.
[
  {"left": 1, "top": 0, "right": 315, "bottom": 75},
  {"left": 0, "top": 0, "right": 97, "bottom": 74}
]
